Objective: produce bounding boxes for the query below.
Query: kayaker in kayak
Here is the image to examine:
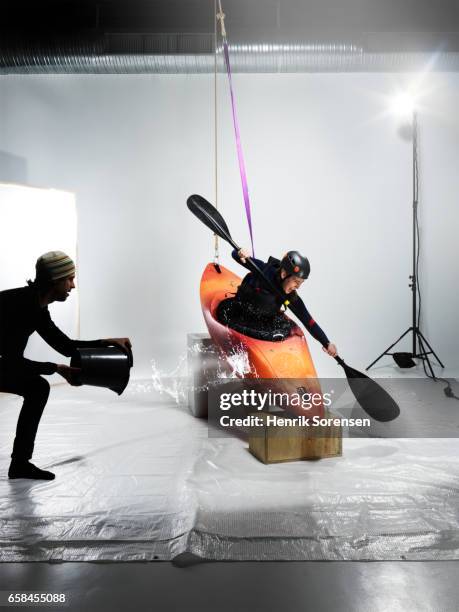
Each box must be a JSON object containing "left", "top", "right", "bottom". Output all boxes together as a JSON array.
[{"left": 216, "top": 248, "right": 337, "bottom": 356}]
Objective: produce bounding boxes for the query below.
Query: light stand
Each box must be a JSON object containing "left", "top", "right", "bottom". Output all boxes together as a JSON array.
[{"left": 366, "top": 110, "right": 444, "bottom": 377}]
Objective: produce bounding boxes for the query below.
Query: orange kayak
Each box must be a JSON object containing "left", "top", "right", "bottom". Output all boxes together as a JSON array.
[{"left": 200, "top": 263, "right": 324, "bottom": 418}]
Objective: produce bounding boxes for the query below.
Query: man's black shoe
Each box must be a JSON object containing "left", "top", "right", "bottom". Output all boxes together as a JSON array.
[{"left": 8, "top": 461, "right": 55, "bottom": 480}]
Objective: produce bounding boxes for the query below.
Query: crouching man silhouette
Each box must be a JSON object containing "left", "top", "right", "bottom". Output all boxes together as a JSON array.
[{"left": 0, "top": 251, "right": 131, "bottom": 480}]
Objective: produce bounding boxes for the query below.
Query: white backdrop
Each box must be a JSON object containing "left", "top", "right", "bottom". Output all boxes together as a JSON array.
[
  {"left": 0, "top": 72, "right": 458, "bottom": 377},
  {"left": 0, "top": 184, "right": 78, "bottom": 383}
]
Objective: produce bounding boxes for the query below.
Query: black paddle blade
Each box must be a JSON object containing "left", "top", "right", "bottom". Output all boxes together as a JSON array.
[
  {"left": 187, "top": 194, "right": 237, "bottom": 248},
  {"left": 335, "top": 357, "right": 400, "bottom": 422}
]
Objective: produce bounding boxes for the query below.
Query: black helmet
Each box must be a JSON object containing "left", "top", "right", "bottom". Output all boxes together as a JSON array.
[{"left": 280, "top": 251, "right": 310, "bottom": 279}]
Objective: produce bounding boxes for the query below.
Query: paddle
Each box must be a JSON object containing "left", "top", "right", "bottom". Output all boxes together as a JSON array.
[
  {"left": 187, "top": 194, "right": 288, "bottom": 294},
  {"left": 187, "top": 194, "right": 400, "bottom": 422},
  {"left": 334, "top": 356, "right": 400, "bottom": 422}
]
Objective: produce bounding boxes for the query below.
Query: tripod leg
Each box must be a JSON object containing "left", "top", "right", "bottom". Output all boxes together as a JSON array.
[
  {"left": 366, "top": 327, "right": 413, "bottom": 371},
  {"left": 417, "top": 330, "right": 445, "bottom": 368},
  {"left": 417, "top": 333, "right": 436, "bottom": 379}
]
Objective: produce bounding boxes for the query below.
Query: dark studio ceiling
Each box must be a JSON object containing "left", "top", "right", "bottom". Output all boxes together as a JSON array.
[{"left": 1, "top": 0, "right": 459, "bottom": 73}]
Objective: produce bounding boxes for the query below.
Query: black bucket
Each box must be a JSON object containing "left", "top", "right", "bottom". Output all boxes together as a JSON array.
[{"left": 71, "top": 346, "right": 133, "bottom": 395}]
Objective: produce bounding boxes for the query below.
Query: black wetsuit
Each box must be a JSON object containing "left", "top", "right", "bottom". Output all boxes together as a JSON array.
[
  {"left": 216, "top": 251, "right": 330, "bottom": 346},
  {"left": 0, "top": 284, "right": 103, "bottom": 461}
]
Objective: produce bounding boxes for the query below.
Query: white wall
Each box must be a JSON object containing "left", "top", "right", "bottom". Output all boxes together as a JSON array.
[{"left": 1, "top": 71, "right": 458, "bottom": 377}]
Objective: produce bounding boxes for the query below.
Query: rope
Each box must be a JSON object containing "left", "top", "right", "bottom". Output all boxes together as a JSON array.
[
  {"left": 216, "top": 0, "right": 256, "bottom": 257},
  {"left": 216, "top": 1, "right": 227, "bottom": 38},
  {"left": 213, "top": 0, "right": 220, "bottom": 263}
]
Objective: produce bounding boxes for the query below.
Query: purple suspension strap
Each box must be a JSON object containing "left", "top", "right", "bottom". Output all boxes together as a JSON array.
[{"left": 218, "top": 5, "right": 255, "bottom": 256}]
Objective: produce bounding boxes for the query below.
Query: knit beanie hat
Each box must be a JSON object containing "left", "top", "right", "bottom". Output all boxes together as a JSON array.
[{"left": 35, "top": 251, "right": 76, "bottom": 283}]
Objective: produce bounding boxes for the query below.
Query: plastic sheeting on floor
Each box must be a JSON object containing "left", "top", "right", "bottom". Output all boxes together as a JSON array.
[{"left": 1, "top": 381, "right": 459, "bottom": 561}]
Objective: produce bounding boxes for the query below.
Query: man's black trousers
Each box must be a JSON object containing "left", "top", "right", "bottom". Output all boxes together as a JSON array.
[{"left": 0, "top": 366, "right": 50, "bottom": 461}]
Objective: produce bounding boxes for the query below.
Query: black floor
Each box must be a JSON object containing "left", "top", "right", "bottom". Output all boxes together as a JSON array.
[{"left": 1, "top": 561, "right": 458, "bottom": 611}]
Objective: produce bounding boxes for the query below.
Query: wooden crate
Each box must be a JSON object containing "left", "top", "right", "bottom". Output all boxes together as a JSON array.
[{"left": 249, "top": 410, "right": 342, "bottom": 464}]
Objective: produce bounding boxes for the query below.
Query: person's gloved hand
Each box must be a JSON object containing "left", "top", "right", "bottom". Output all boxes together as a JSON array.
[
  {"left": 56, "top": 364, "right": 82, "bottom": 386},
  {"left": 323, "top": 343, "right": 338, "bottom": 357},
  {"left": 237, "top": 248, "right": 250, "bottom": 264}
]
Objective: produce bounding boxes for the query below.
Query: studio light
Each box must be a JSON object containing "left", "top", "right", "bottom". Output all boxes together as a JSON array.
[
  {"left": 367, "top": 90, "right": 444, "bottom": 377},
  {"left": 390, "top": 91, "right": 417, "bottom": 117}
]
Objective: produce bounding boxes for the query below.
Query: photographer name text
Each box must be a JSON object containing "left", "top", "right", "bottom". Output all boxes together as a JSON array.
[{"left": 219, "top": 414, "right": 370, "bottom": 428}]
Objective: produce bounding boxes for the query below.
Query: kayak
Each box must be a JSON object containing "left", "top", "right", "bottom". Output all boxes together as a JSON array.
[{"left": 200, "top": 263, "right": 324, "bottom": 418}]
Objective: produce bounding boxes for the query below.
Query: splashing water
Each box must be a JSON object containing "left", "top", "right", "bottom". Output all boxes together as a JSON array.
[
  {"left": 150, "top": 351, "right": 189, "bottom": 404},
  {"left": 217, "top": 343, "right": 255, "bottom": 378},
  {"left": 188, "top": 336, "right": 254, "bottom": 380},
  {"left": 147, "top": 339, "right": 255, "bottom": 404}
]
